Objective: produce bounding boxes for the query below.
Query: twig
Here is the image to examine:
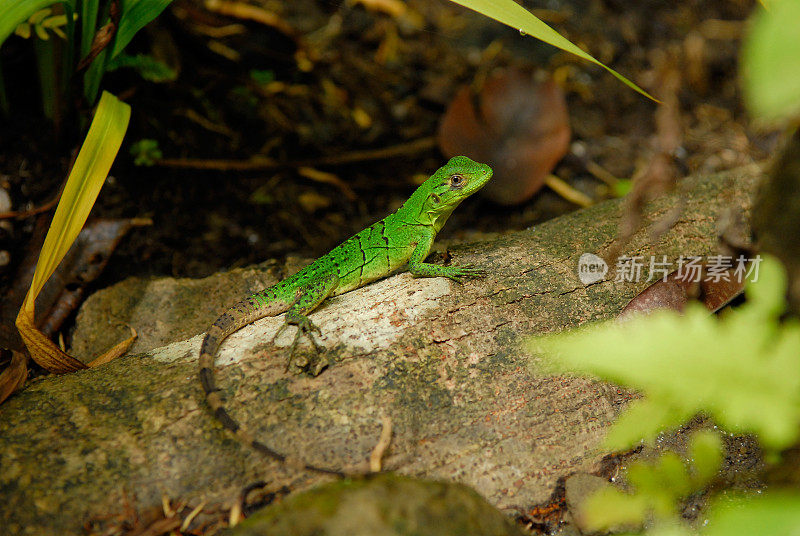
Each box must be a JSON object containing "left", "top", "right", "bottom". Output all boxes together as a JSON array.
[
  {"left": 369, "top": 415, "right": 393, "bottom": 473},
  {"left": 543, "top": 174, "right": 593, "bottom": 208},
  {"left": 179, "top": 499, "right": 206, "bottom": 532},
  {"left": 297, "top": 167, "right": 356, "bottom": 200},
  {"left": 584, "top": 160, "right": 621, "bottom": 187},
  {"left": 155, "top": 137, "right": 438, "bottom": 171},
  {"left": 0, "top": 195, "right": 59, "bottom": 219}
]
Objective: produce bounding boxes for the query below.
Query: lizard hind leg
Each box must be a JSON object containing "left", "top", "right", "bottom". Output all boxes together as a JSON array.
[{"left": 272, "top": 272, "right": 339, "bottom": 373}]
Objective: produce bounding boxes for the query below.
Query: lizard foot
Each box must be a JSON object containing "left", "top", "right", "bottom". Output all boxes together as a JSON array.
[
  {"left": 287, "top": 347, "right": 330, "bottom": 376},
  {"left": 275, "top": 317, "right": 329, "bottom": 376},
  {"left": 445, "top": 264, "right": 487, "bottom": 283}
]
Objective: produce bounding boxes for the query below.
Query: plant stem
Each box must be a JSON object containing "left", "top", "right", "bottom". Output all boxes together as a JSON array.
[{"left": 34, "top": 37, "right": 59, "bottom": 123}]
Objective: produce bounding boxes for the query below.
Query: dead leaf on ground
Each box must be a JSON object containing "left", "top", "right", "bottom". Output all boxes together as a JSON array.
[
  {"left": 620, "top": 266, "right": 745, "bottom": 318},
  {"left": 438, "top": 68, "right": 571, "bottom": 205}
]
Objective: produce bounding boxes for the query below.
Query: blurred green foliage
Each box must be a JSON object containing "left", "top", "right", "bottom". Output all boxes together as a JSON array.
[
  {"left": 531, "top": 256, "right": 800, "bottom": 451},
  {"left": 577, "top": 431, "right": 722, "bottom": 533},
  {"left": 742, "top": 0, "right": 800, "bottom": 124},
  {"left": 129, "top": 138, "right": 162, "bottom": 166}
]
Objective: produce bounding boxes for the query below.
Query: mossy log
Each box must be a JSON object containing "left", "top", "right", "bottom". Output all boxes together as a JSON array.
[{"left": 0, "top": 165, "right": 761, "bottom": 535}]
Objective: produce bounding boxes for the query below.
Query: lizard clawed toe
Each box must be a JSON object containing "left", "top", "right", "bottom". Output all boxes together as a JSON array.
[{"left": 280, "top": 317, "right": 327, "bottom": 373}]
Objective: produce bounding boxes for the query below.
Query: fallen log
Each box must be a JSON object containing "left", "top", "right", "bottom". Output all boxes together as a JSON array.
[{"left": 0, "top": 165, "right": 761, "bottom": 535}]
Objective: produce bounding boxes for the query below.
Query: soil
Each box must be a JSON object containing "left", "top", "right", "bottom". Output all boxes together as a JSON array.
[{"left": 1, "top": 0, "right": 771, "bottom": 286}]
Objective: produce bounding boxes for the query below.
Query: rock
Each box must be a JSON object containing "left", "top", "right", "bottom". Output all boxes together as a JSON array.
[
  {"left": 229, "top": 473, "right": 525, "bottom": 536},
  {"left": 564, "top": 473, "right": 614, "bottom": 532}
]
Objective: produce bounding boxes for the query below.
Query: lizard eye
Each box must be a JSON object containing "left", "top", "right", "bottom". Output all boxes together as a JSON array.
[{"left": 450, "top": 174, "right": 464, "bottom": 188}]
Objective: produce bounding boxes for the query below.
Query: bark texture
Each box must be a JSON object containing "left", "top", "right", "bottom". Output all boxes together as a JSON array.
[{"left": 0, "top": 166, "right": 761, "bottom": 535}]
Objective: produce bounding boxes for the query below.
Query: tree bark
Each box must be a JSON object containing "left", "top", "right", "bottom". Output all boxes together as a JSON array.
[{"left": 0, "top": 165, "right": 761, "bottom": 535}]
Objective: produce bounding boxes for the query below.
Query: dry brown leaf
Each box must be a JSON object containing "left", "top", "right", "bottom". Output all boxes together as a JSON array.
[
  {"left": 88, "top": 326, "right": 138, "bottom": 368},
  {"left": 0, "top": 351, "right": 29, "bottom": 404},
  {"left": 350, "top": 0, "right": 407, "bottom": 18},
  {"left": 204, "top": 0, "right": 297, "bottom": 38},
  {"left": 438, "top": 69, "right": 571, "bottom": 205},
  {"left": 16, "top": 309, "right": 87, "bottom": 374}
]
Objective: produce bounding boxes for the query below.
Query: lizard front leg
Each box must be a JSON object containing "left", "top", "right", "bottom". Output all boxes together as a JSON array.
[
  {"left": 273, "top": 272, "right": 339, "bottom": 374},
  {"left": 407, "top": 233, "right": 485, "bottom": 283}
]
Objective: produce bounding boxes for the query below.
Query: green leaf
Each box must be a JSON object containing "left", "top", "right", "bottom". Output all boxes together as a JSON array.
[
  {"left": 129, "top": 138, "right": 162, "bottom": 166},
  {"left": 577, "top": 431, "right": 723, "bottom": 533},
  {"left": 107, "top": 52, "right": 177, "bottom": 82},
  {"left": 529, "top": 256, "right": 800, "bottom": 450},
  {"left": 742, "top": 0, "right": 800, "bottom": 122},
  {"left": 705, "top": 492, "right": 800, "bottom": 536},
  {"left": 83, "top": 47, "right": 107, "bottom": 103},
  {"left": 627, "top": 452, "right": 691, "bottom": 507},
  {"left": 80, "top": 0, "right": 97, "bottom": 57},
  {"left": 603, "top": 399, "right": 694, "bottom": 451},
  {"left": 34, "top": 35, "right": 57, "bottom": 118},
  {"left": 447, "top": 0, "right": 657, "bottom": 101},
  {"left": 111, "top": 0, "right": 173, "bottom": 58},
  {"left": 250, "top": 69, "right": 275, "bottom": 85}
]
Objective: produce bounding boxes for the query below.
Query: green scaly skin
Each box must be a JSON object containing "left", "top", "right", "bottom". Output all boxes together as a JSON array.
[{"left": 198, "top": 156, "right": 493, "bottom": 475}]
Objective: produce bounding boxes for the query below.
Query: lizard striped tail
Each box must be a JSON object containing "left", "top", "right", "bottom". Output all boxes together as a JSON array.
[{"left": 198, "top": 298, "right": 345, "bottom": 477}]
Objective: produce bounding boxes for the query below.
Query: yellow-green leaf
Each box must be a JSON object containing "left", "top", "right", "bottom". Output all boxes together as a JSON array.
[
  {"left": 688, "top": 430, "right": 723, "bottom": 486},
  {"left": 23, "top": 91, "right": 130, "bottom": 310},
  {"left": 14, "top": 21, "right": 31, "bottom": 38},
  {"left": 448, "top": 0, "right": 657, "bottom": 102},
  {"left": 15, "top": 91, "right": 130, "bottom": 374},
  {"left": 34, "top": 21, "right": 48, "bottom": 39}
]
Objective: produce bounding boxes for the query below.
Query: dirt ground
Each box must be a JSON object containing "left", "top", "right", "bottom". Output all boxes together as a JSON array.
[{"left": 0, "top": 0, "right": 773, "bottom": 353}]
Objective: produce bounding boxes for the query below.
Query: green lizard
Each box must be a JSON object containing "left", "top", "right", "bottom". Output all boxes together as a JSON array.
[{"left": 198, "top": 155, "right": 492, "bottom": 475}]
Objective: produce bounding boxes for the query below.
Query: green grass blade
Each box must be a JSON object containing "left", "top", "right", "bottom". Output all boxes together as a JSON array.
[
  {"left": 60, "top": 2, "right": 75, "bottom": 110},
  {"left": 82, "top": 46, "right": 106, "bottom": 102},
  {"left": 111, "top": 0, "right": 173, "bottom": 58},
  {"left": 34, "top": 36, "right": 57, "bottom": 119},
  {"left": 80, "top": 0, "right": 108, "bottom": 103},
  {"left": 448, "top": 0, "right": 657, "bottom": 102},
  {"left": 79, "top": 0, "right": 97, "bottom": 57},
  {"left": 24, "top": 90, "right": 130, "bottom": 306}
]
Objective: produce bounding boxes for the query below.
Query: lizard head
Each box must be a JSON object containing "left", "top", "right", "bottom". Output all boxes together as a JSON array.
[{"left": 418, "top": 156, "right": 493, "bottom": 227}]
